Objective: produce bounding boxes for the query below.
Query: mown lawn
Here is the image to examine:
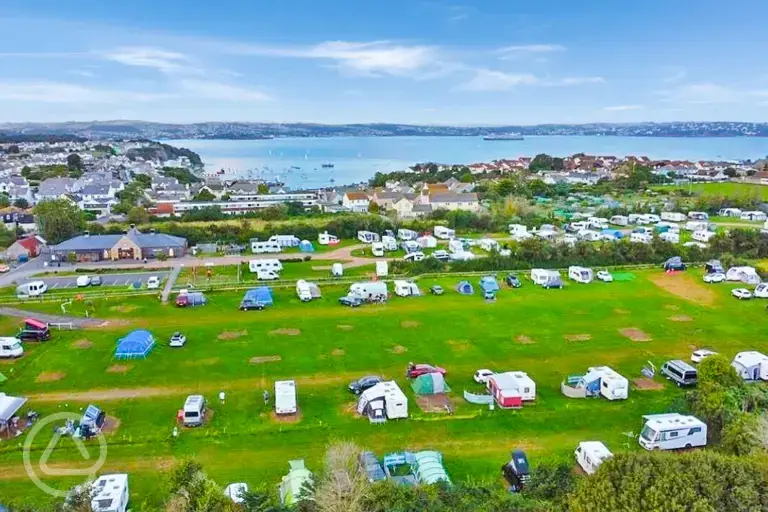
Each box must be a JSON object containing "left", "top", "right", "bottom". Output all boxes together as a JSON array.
[
  {"left": 0, "top": 269, "right": 766, "bottom": 508},
  {"left": 667, "top": 182, "right": 768, "bottom": 200}
]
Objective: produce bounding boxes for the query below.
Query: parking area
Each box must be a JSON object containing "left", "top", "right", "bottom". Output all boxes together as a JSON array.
[{"left": 22, "top": 271, "right": 170, "bottom": 290}]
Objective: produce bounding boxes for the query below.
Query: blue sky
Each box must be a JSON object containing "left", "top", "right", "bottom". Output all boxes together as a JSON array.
[{"left": 1, "top": 0, "right": 767, "bottom": 124}]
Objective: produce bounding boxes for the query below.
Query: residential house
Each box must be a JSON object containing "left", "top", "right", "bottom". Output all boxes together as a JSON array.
[
  {"left": 2, "top": 210, "right": 36, "bottom": 233},
  {"left": 52, "top": 226, "right": 187, "bottom": 262},
  {"left": 429, "top": 193, "right": 481, "bottom": 212},
  {"left": 371, "top": 191, "right": 404, "bottom": 210},
  {"left": 4, "top": 236, "right": 43, "bottom": 261},
  {"left": 342, "top": 192, "right": 370, "bottom": 213},
  {"left": 36, "top": 178, "right": 78, "bottom": 201}
]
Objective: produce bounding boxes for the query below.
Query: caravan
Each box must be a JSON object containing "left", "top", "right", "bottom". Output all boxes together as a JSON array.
[
  {"left": 610, "top": 215, "right": 629, "bottom": 226},
  {"left": 397, "top": 228, "right": 418, "bottom": 241},
  {"left": 269, "top": 235, "right": 300, "bottom": 248},
  {"left": 318, "top": 232, "right": 339, "bottom": 245},
  {"left": 659, "top": 231, "right": 680, "bottom": 243},
  {"left": 248, "top": 259, "right": 283, "bottom": 273},
  {"left": 577, "top": 230, "right": 600, "bottom": 242},
  {"left": 630, "top": 232, "right": 652, "bottom": 244},
  {"left": 478, "top": 238, "right": 500, "bottom": 252},
  {"left": 356, "top": 381, "right": 408, "bottom": 422},
  {"left": 433, "top": 226, "right": 455, "bottom": 240},
  {"left": 376, "top": 261, "right": 388, "bottom": 277},
  {"left": 448, "top": 239, "right": 465, "bottom": 254},
  {"left": 587, "top": 217, "right": 608, "bottom": 230},
  {"left": 731, "top": 351, "right": 768, "bottom": 381},
  {"left": 575, "top": 442, "right": 612, "bottom": 475},
  {"left": 661, "top": 211, "right": 687, "bottom": 222},
  {"left": 349, "top": 281, "right": 388, "bottom": 300},
  {"left": 296, "top": 280, "right": 321, "bottom": 302},
  {"left": 357, "top": 231, "right": 380, "bottom": 244},
  {"left": 531, "top": 269, "right": 562, "bottom": 289},
  {"left": 371, "top": 242, "right": 385, "bottom": 257},
  {"left": 89, "top": 474, "right": 129, "bottom": 512},
  {"left": 568, "top": 266, "right": 593, "bottom": 284},
  {"left": 0, "top": 337, "right": 23, "bottom": 359},
  {"left": 16, "top": 281, "right": 47, "bottom": 299},
  {"left": 394, "top": 280, "right": 421, "bottom": 297},
  {"left": 740, "top": 211, "right": 767, "bottom": 222},
  {"left": 275, "top": 380, "right": 297, "bottom": 415},
  {"left": 687, "top": 211, "right": 709, "bottom": 221},
  {"left": 509, "top": 224, "right": 532, "bottom": 241},
  {"left": 639, "top": 414, "right": 707, "bottom": 451},
  {"left": 382, "top": 235, "right": 398, "bottom": 251},
  {"left": 692, "top": 230, "right": 715, "bottom": 243},
  {"left": 251, "top": 240, "right": 282, "bottom": 254},
  {"left": 685, "top": 221, "right": 709, "bottom": 232}
]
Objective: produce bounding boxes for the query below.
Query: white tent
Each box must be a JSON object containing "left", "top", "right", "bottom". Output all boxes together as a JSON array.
[{"left": 416, "top": 235, "right": 437, "bottom": 248}]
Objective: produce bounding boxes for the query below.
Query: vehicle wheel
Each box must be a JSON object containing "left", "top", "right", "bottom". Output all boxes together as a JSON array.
[{"left": 685, "top": 443, "right": 692, "bottom": 449}]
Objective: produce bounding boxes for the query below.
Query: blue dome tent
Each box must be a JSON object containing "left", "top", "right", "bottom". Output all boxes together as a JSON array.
[
  {"left": 456, "top": 281, "right": 474, "bottom": 295},
  {"left": 299, "top": 240, "right": 315, "bottom": 253},
  {"left": 114, "top": 330, "right": 155, "bottom": 359},
  {"left": 479, "top": 276, "right": 500, "bottom": 293}
]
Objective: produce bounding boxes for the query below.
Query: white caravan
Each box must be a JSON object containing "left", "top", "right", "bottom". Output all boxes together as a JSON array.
[
  {"left": 251, "top": 240, "right": 282, "bottom": 254},
  {"left": 535, "top": 224, "right": 557, "bottom": 240},
  {"left": 685, "top": 221, "right": 709, "bottom": 232},
  {"left": 275, "top": 380, "right": 297, "bottom": 415},
  {"left": 249, "top": 259, "right": 283, "bottom": 273},
  {"left": 587, "top": 217, "right": 609, "bottom": 230},
  {"left": 356, "top": 381, "right": 408, "bottom": 421},
  {"left": 659, "top": 231, "right": 680, "bottom": 244},
  {"left": 448, "top": 239, "right": 465, "bottom": 254},
  {"left": 726, "top": 266, "right": 761, "bottom": 285},
  {"left": 628, "top": 214, "right": 644, "bottom": 225},
  {"left": 661, "top": 212, "right": 687, "bottom": 222},
  {"left": 296, "top": 280, "right": 321, "bottom": 302},
  {"left": 630, "top": 232, "right": 652, "bottom": 244},
  {"left": 371, "top": 242, "right": 385, "bottom": 257},
  {"left": 16, "top": 281, "right": 47, "bottom": 299},
  {"left": 575, "top": 442, "right": 612, "bottom": 475},
  {"left": 692, "top": 230, "right": 715, "bottom": 243},
  {"left": 687, "top": 211, "right": 709, "bottom": 220},
  {"left": 433, "top": 226, "right": 455, "bottom": 240},
  {"left": 397, "top": 228, "right": 418, "bottom": 241},
  {"left": 349, "top": 281, "right": 388, "bottom": 300},
  {"left": 318, "top": 232, "right": 339, "bottom": 245},
  {"left": 376, "top": 261, "right": 388, "bottom": 277},
  {"left": 382, "top": 235, "right": 398, "bottom": 251},
  {"left": 656, "top": 221, "right": 680, "bottom": 233},
  {"left": 577, "top": 230, "right": 600, "bottom": 242},
  {"left": 0, "top": 337, "right": 23, "bottom": 359},
  {"left": 568, "top": 266, "right": 593, "bottom": 284},
  {"left": 90, "top": 474, "right": 129, "bottom": 512},
  {"left": 478, "top": 238, "right": 500, "bottom": 252},
  {"left": 393, "top": 280, "right": 421, "bottom": 297},
  {"left": 357, "top": 231, "right": 380, "bottom": 244},
  {"left": 331, "top": 263, "right": 344, "bottom": 277},
  {"left": 731, "top": 351, "right": 768, "bottom": 381},
  {"left": 531, "top": 269, "right": 562, "bottom": 288},
  {"left": 610, "top": 215, "right": 629, "bottom": 226},
  {"left": 509, "top": 224, "right": 532, "bottom": 241},
  {"left": 638, "top": 414, "right": 707, "bottom": 451},
  {"left": 269, "top": 235, "right": 300, "bottom": 248},
  {"left": 741, "top": 211, "right": 767, "bottom": 222},
  {"left": 642, "top": 214, "right": 661, "bottom": 224},
  {"left": 589, "top": 366, "right": 628, "bottom": 400},
  {"left": 755, "top": 283, "right": 768, "bottom": 298}
]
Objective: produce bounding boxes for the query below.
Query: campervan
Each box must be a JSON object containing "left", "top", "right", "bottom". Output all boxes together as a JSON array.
[
  {"left": 433, "top": 226, "right": 455, "bottom": 240},
  {"left": 349, "top": 281, "right": 388, "bottom": 300},
  {"left": 357, "top": 231, "right": 380, "bottom": 244},
  {"left": 660, "top": 360, "right": 698, "bottom": 387},
  {"left": 0, "top": 337, "right": 23, "bottom": 359},
  {"left": 251, "top": 240, "right": 282, "bottom": 254},
  {"left": 531, "top": 269, "right": 562, "bottom": 289},
  {"left": 256, "top": 269, "right": 280, "bottom": 281},
  {"left": 16, "top": 281, "right": 47, "bottom": 299},
  {"left": 448, "top": 239, "right": 465, "bottom": 254},
  {"left": 568, "top": 266, "right": 593, "bottom": 284},
  {"left": 661, "top": 212, "right": 687, "bottom": 222},
  {"left": 394, "top": 280, "right": 421, "bottom": 297},
  {"left": 376, "top": 261, "right": 388, "bottom": 277},
  {"left": 726, "top": 266, "right": 761, "bottom": 285},
  {"left": 687, "top": 211, "right": 709, "bottom": 221},
  {"left": 248, "top": 259, "right": 283, "bottom": 274},
  {"left": 275, "top": 380, "right": 297, "bottom": 415},
  {"left": 575, "top": 442, "right": 612, "bottom": 475},
  {"left": 659, "top": 231, "right": 680, "bottom": 243},
  {"left": 630, "top": 232, "right": 652, "bottom": 244},
  {"left": 397, "top": 228, "right": 418, "bottom": 241},
  {"left": 685, "top": 221, "right": 709, "bottom": 232},
  {"left": 382, "top": 235, "right": 398, "bottom": 251},
  {"left": 692, "top": 230, "right": 715, "bottom": 243},
  {"left": 610, "top": 215, "right": 629, "bottom": 226},
  {"left": 318, "top": 232, "right": 339, "bottom": 245},
  {"left": 296, "top": 280, "right": 321, "bottom": 302},
  {"left": 90, "top": 474, "right": 129, "bottom": 512},
  {"left": 269, "top": 235, "right": 300, "bottom": 248},
  {"left": 356, "top": 381, "right": 408, "bottom": 421},
  {"left": 371, "top": 242, "right": 385, "bottom": 257},
  {"left": 731, "top": 351, "right": 768, "bottom": 381},
  {"left": 638, "top": 414, "right": 707, "bottom": 450},
  {"left": 182, "top": 395, "right": 206, "bottom": 427}
]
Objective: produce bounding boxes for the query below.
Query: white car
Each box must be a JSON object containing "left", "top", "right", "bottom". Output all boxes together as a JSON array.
[
  {"left": 169, "top": 332, "right": 187, "bottom": 347},
  {"left": 703, "top": 272, "right": 726, "bottom": 284},
  {"left": 473, "top": 369, "right": 495, "bottom": 384},
  {"left": 75, "top": 275, "right": 91, "bottom": 287},
  {"left": 691, "top": 349, "right": 718, "bottom": 364},
  {"left": 596, "top": 271, "right": 613, "bottom": 282},
  {"left": 732, "top": 288, "right": 753, "bottom": 300},
  {"left": 146, "top": 276, "right": 161, "bottom": 289},
  {"left": 754, "top": 283, "right": 768, "bottom": 298},
  {"left": 403, "top": 252, "right": 425, "bottom": 262}
]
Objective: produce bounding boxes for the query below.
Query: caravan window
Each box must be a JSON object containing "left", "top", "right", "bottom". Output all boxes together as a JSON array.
[
  {"left": 664, "top": 364, "right": 683, "bottom": 379},
  {"left": 668, "top": 431, "right": 679, "bottom": 439}
]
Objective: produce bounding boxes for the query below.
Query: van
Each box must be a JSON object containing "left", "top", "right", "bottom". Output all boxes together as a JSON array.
[
  {"left": 182, "top": 395, "right": 206, "bottom": 427},
  {"left": 0, "top": 337, "right": 23, "bottom": 359},
  {"left": 371, "top": 242, "right": 385, "bottom": 257},
  {"left": 16, "top": 281, "right": 47, "bottom": 299},
  {"left": 76, "top": 275, "right": 92, "bottom": 287},
  {"left": 275, "top": 380, "right": 297, "bottom": 415},
  {"left": 660, "top": 360, "right": 698, "bottom": 387},
  {"left": 256, "top": 269, "right": 280, "bottom": 281},
  {"left": 17, "top": 318, "right": 51, "bottom": 342},
  {"left": 575, "top": 441, "right": 612, "bottom": 475}
]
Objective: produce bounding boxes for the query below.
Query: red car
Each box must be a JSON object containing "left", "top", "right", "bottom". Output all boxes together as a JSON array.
[{"left": 406, "top": 363, "right": 447, "bottom": 379}]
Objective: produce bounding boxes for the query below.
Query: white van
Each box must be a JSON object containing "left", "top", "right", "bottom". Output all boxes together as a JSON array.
[
  {"left": 371, "top": 242, "right": 385, "bottom": 257},
  {"left": 16, "top": 281, "right": 47, "bottom": 298},
  {"left": 692, "top": 230, "right": 715, "bottom": 243},
  {"left": 575, "top": 441, "right": 612, "bottom": 475},
  {"left": 639, "top": 413, "right": 707, "bottom": 451},
  {"left": 256, "top": 269, "right": 280, "bottom": 281},
  {"left": 275, "top": 380, "right": 297, "bottom": 415},
  {"left": 182, "top": 395, "right": 206, "bottom": 427},
  {"left": 76, "top": 275, "right": 91, "bottom": 287},
  {"left": 248, "top": 259, "right": 283, "bottom": 273},
  {"left": 251, "top": 240, "right": 282, "bottom": 254},
  {"left": 0, "top": 337, "right": 23, "bottom": 359}
]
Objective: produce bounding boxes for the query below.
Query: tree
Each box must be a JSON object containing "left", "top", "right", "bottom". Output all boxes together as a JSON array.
[
  {"left": 167, "top": 459, "right": 237, "bottom": 512},
  {"left": 523, "top": 458, "right": 575, "bottom": 502},
  {"left": 258, "top": 183, "right": 270, "bottom": 194},
  {"left": 20, "top": 165, "right": 32, "bottom": 177},
  {"left": 0, "top": 194, "right": 9, "bottom": 208},
  {"left": 368, "top": 202, "right": 382, "bottom": 214},
  {"left": 34, "top": 199, "right": 85, "bottom": 244},
  {"left": 127, "top": 206, "right": 150, "bottom": 225},
  {"left": 721, "top": 412, "right": 761, "bottom": 455},
  {"left": 66, "top": 153, "right": 83, "bottom": 170},
  {"left": 314, "top": 442, "right": 370, "bottom": 512},
  {"left": 13, "top": 198, "right": 29, "bottom": 209},
  {"left": 529, "top": 153, "right": 554, "bottom": 172},
  {"left": 133, "top": 174, "right": 152, "bottom": 188},
  {"left": 723, "top": 167, "right": 738, "bottom": 178},
  {"left": 193, "top": 189, "right": 216, "bottom": 202},
  {"left": 688, "top": 355, "right": 744, "bottom": 442}
]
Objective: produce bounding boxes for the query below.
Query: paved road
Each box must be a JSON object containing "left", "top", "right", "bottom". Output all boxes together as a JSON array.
[
  {"left": 19, "top": 271, "right": 170, "bottom": 290},
  {"left": 161, "top": 266, "right": 181, "bottom": 303},
  {"left": 0, "top": 307, "right": 122, "bottom": 328}
]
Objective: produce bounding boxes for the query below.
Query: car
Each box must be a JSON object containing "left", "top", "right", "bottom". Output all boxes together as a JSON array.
[
  {"left": 146, "top": 276, "right": 161, "bottom": 289},
  {"left": 169, "top": 332, "right": 187, "bottom": 347},
  {"left": 663, "top": 257, "right": 687, "bottom": 271},
  {"left": 431, "top": 250, "right": 451, "bottom": 262},
  {"left": 339, "top": 295, "right": 363, "bottom": 307},
  {"left": 430, "top": 285, "right": 444, "bottom": 295},
  {"left": 732, "top": 288, "right": 753, "bottom": 300},
  {"left": 348, "top": 375, "right": 383, "bottom": 394},
  {"left": 703, "top": 272, "right": 726, "bottom": 284},
  {"left": 90, "top": 276, "right": 103, "bottom": 286},
  {"left": 406, "top": 363, "right": 447, "bottom": 379},
  {"left": 505, "top": 274, "right": 521, "bottom": 288},
  {"left": 0, "top": 264, "right": 10, "bottom": 273},
  {"left": 484, "top": 290, "right": 496, "bottom": 300},
  {"left": 691, "top": 349, "right": 717, "bottom": 364},
  {"left": 596, "top": 270, "right": 613, "bottom": 282},
  {"left": 403, "top": 251, "right": 425, "bottom": 262},
  {"left": 473, "top": 369, "right": 495, "bottom": 384},
  {"left": 76, "top": 275, "right": 91, "bottom": 287},
  {"left": 239, "top": 300, "right": 269, "bottom": 311}
]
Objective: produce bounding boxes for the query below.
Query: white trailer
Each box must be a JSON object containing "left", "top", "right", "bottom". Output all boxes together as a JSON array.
[
  {"left": 251, "top": 240, "right": 282, "bottom": 254},
  {"left": 397, "top": 228, "right": 418, "bottom": 241},
  {"left": 531, "top": 269, "right": 562, "bottom": 288},
  {"left": 16, "top": 281, "right": 47, "bottom": 299},
  {"left": 719, "top": 208, "right": 742, "bottom": 217},
  {"left": 568, "top": 266, "right": 593, "bottom": 284},
  {"left": 448, "top": 239, "right": 464, "bottom": 254},
  {"left": 269, "top": 235, "right": 300, "bottom": 248},
  {"left": 489, "top": 371, "right": 536, "bottom": 401},
  {"left": 275, "top": 380, "right": 297, "bottom": 415},
  {"left": 296, "top": 280, "right": 321, "bottom": 302},
  {"left": 577, "top": 229, "right": 600, "bottom": 242},
  {"left": 642, "top": 214, "right": 661, "bottom": 224},
  {"left": 90, "top": 474, "right": 129, "bottom": 512},
  {"left": 628, "top": 213, "right": 644, "bottom": 225},
  {"left": 656, "top": 221, "right": 680, "bottom": 233},
  {"left": 357, "top": 231, "right": 380, "bottom": 244},
  {"left": 661, "top": 212, "right": 687, "bottom": 222},
  {"left": 0, "top": 337, "right": 23, "bottom": 359},
  {"left": 741, "top": 211, "right": 767, "bottom": 222},
  {"left": 610, "top": 215, "right": 629, "bottom": 226},
  {"left": 331, "top": 263, "right": 343, "bottom": 277},
  {"left": 509, "top": 224, "right": 531, "bottom": 241},
  {"left": 659, "top": 231, "right": 680, "bottom": 243},
  {"left": 393, "top": 280, "right": 421, "bottom": 297},
  {"left": 630, "top": 232, "right": 652, "bottom": 244},
  {"left": 639, "top": 414, "right": 707, "bottom": 451},
  {"left": 382, "top": 235, "right": 398, "bottom": 251},
  {"left": 318, "top": 232, "right": 339, "bottom": 245},
  {"left": 692, "top": 230, "right": 715, "bottom": 243},
  {"left": 356, "top": 381, "right": 408, "bottom": 421},
  {"left": 249, "top": 259, "right": 283, "bottom": 273},
  {"left": 731, "top": 351, "right": 768, "bottom": 381},
  {"left": 376, "top": 261, "right": 388, "bottom": 277},
  {"left": 349, "top": 281, "right": 388, "bottom": 299},
  {"left": 587, "top": 217, "right": 608, "bottom": 230},
  {"left": 589, "top": 366, "right": 628, "bottom": 400},
  {"left": 433, "top": 226, "right": 455, "bottom": 240},
  {"left": 575, "top": 442, "right": 612, "bottom": 475}
]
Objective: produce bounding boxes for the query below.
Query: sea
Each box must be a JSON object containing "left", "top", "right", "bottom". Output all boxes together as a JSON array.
[{"left": 167, "top": 136, "right": 768, "bottom": 190}]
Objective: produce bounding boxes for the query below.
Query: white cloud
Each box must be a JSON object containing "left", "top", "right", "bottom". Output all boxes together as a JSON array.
[
  {"left": 0, "top": 82, "right": 163, "bottom": 103},
  {"left": 658, "top": 83, "right": 740, "bottom": 104},
  {"left": 495, "top": 44, "right": 565, "bottom": 60},
  {"left": 549, "top": 76, "right": 605, "bottom": 86},
  {"left": 603, "top": 105, "right": 644, "bottom": 111},
  {"left": 101, "top": 47, "right": 191, "bottom": 73},
  {"left": 458, "top": 69, "right": 604, "bottom": 91},
  {"left": 178, "top": 79, "right": 271, "bottom": 101}
]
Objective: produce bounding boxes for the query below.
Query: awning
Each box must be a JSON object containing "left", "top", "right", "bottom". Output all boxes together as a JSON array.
[
  {"left": 0, "top": 393, "right": 27, "bottom": 424},
  {"left": 23, "top": 318, "right": 47, "bottom": 330}
]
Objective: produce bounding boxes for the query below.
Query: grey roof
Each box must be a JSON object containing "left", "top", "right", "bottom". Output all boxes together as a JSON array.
[
  {"left": 430, "top": 193, "right": 478, "bottom": 204},
  {"left": 412, "top": 204, "right": 433, "bottom": 213},
  {"left": 228, "top": 182, "right": 260, "bottom": 194},
  {"left": 81, "top": 184, "right": 111, "bottom": 196},
  {"left": 38, "top": 178, "right": 76, "bottom": 196},
  {"left": 53, "top": 228, "right": 187, "bottom": 252}
]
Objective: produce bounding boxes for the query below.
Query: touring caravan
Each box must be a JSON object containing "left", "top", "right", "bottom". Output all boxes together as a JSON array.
[
  {"left": 318, "top": 231, "right": 339, "bottom": 245},
  {"left": 685, "top": 221, "right": 709, "bottom": 232},
  {"left": 448, "top": 239, "right": 465, "bottom": 254},
  {"left": 16, "top": 281, "right": 47, "bottom": 299},
  {"left": 692, "top": 230, "right": 715, "bottom": 243},
  {"left": 628, "top": 213, "right": 644, "bottom": 225},
  {"left": 349, "top": 281, "right": 388, "bottom": 300},
  {"left": 531, "top": 269, "right": 562, "bottom": 289},
  {"left": 249, "top": 259, "right": 283, "bottom": 273},
  {"left": 0, "top": 337, "right": 23, "bottom": 359},
  {"left": 587, "top": 217, "right": 608, "bottom": 230},
  {"left": 568, "top": 266, "right": 593, "bottom": 284},
  {"left": 575, "top": 442, "right": 612, "bottom": 475},
  {"left": 638, "top": 413, "right": 707, "bottom": 451},
  {"left": 269, "top": 235, "right": 300, "bottom": 248},
  {"left": 562, "top": 366, "right": 628, "bottom": 401},
  {"left": 577, "top": 230, "right": 600, "bottom": 242},
  {"left": 394, "top": 280, "right": 421, "bottom": 297},
  {"left": 433, "top": 226, "right": 455, "bottom": 240},
  {"left": 356, "top": 381, "right": 408, "bottom": 422},
  {"left": 382, "top": 235, "right": 398, "bottom": 251},
  {"left": 509, "top": 224, "right": 532, "bottom": 241},
  {"left": 331, "top": 263, "right": 343, "bottom": 277},
  {"left": 376, "top": 261, "right": 388, "bottom": 277},
  {"left": 487, "top": 371, "right": 536, "bottom": 407},
  {"left": 630, "top": 232, "right": 652, "bottom": 244},
  {"left": 478, "top": 238, "right": 500, "bottom": 252},
  {"left": 661, "top": 212, "right": 687, "bottom": 222},
  {"left": 251, "top": 240, "right": 282, "bottom": 254},
  {"left": 358, "top": 231, "right": 380, "bottom": 244},
  {"left": 610, "top": 215, "right": 629, "bottom": 226},
  {"left": 659, "top": 231, "right": 680, "bottom": 243},
  {"left": 296, "top": 280, "right": 321, "bottom": 302},
  {"left": 687, "top": 211, "right": 709, "bottom": 221},
  {"left": 642, "top": 214, "right": 661, "bottom": 224},
  {"left": 90, "top": 474, "right": 129, "bottom": 512},
  {"left": 740, "top": 211, "right": 767, "bottom": 222},
  {"left": 182, "top": 395, "right": 206, "bottom": 427},
  {"left": 371, "top": 242, "right": 385, "bottom": 257},
  {"left": 275, "top": 380, "right": 297, "bottom": 415},
  {"left": 731, "top": 351, "right": 768, "bottom": 381},
  {"left": 726, "top": 266, "right": 761, "bottom": 285},
  {"left": 397, "top": 229, "right": 418, "bottom": 241}
]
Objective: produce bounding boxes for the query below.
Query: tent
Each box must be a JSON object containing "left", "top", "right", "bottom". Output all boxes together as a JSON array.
[
  {"left": 600, "top": 229, "right": 623, "bottom": 240},
  {"left": 0, "top": 392, "right": 27, "bottom": 435},
  {"left": 114, "top": 330, "right": 155, "bottom": 360},
  {"left": 479, "top": 276, "right": 500, "bottom": 293},
  {"left": 243, "top": 287, "right": 274, "bottom": 306},
  {"left": 456, "top": 281, "right": 474, "bottom": 295},
  {"left": 279, "top": 459, "right": 313, "bottom": 505},
  {"left": 299, "top": 240, "right": 315, "bottom": 253},
  {"left": 412, "top": 451, "right": 451, "bottom": 485},
  {"left": 411, "top": 373, "right": 450, "bottom": 395}
]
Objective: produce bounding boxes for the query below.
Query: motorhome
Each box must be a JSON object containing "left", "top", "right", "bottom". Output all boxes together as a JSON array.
[
  {"left": 275, "top": 380, "right": 297, "bottom": 415},
  {"left": 376, "top": 261, "right": 388, "bottom": 277},
  {"left": 269, "top": 235, "right": 300, "bottom": 248},
  {"left": 568, "top": 221, "right": 589, "bottom": 232},
  {"left": 684, "top": 221, "right": 709, "bottom": 232},
  {"left": 575, "top": 442, "right": 612, "bottom": 475},
  {"left": 89, "top": 474, "right": 129, "bottom": 512},
  {"left": 394, "top": 280, "right": 421, "bottom": 297},
  {"left": 731, "top": 351, "right": 768, "bottom": 381},
  {"left": 692, "top": 230, "right": 715, "bottom": 243},
  {"left": 296, "top": 280, "right": 321, "bottom": 302},
  {"left": 0, "top": 337, "right": 23, "bottom": 359},
  {"left": 433, "top": 226, "right": 455, "bottom": 240},
  {"left": 638, "top": 414, "right": 707, "bottom": 450},
  {"left": 661, "top": 212, "right": 687, "bottom": 222},
  {"left": 659, "top": 231, "right": 680, "bottom": 243},
  {"left": 349, "top": 281, "right": 388, "bottom": 300},
  {"left": 318, "top": 232, "right": 339, "bottom": 245},
  {"left": 182, "top": 395, "right": 206, "bottom": 427},
  {"left": 448, "top": 239, "right": 465, "bottom": 254},
  {"left": 371, "top": 242, "right": 385, "bottom": 257},
  {"left": 357, "top": 231, "right": 380, "bottom": 244},
  {"left": 630, "top": 232, "right": 652, "bottom": 244},
  {"left": 356, "top": 381, "right": 408, "bottom": 422},
  {"left": 16, "top": 281, "right": 47, "bottom": 299},
  {"left": 610, "top": 215, "right": 629, "bottom": 226},
  {"left": 688, "top": 211, "right": 709, "bottom": 221},
  {"left": 397, "top": 229, "right": 418, "bottom": 241},
  {"left": 531, "top": 269, "right": 562, "bottom": 289},
  {"left": 248, "top": 259, "right": 283, "bottom": 274},
  {"left": 568, "top": 266, "right": 593, "bottom": 284},
  {"left": 256, "top": 269, "right": 280, "bottom": 281},
  {"left": 381, "top": 235, "right": 398, "bottom": 251},
  {"left": 726, "top": 266, "right": 761, "bottom": 285},
  {"left": 251, "top": 240, "right": 282, "bottom": 254}
]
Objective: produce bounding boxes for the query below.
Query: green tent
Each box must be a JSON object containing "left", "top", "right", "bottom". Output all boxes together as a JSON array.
[{"left": 411, "top": 373, "right": 450, "bottom": 395}]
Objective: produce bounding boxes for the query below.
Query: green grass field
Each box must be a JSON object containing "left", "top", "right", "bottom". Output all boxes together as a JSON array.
[
  {"left": 662, "top": 182, "right": 768, "bottom": 200},
  {"left": 0, "top": 269, "right": 766, "bottom": 509}
]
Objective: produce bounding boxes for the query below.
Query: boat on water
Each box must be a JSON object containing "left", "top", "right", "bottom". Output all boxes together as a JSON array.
[
  {"left": 483, "top": 133, "right": 524, "bottom": 141},
  {"left": 321, "top": 163, "right": 335, "bottom": 168}
]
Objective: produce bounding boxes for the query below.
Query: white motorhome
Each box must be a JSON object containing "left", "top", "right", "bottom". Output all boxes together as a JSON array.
[
  {"left": 684, "top": 221, "right": 709, "bottom": 232},
  {"left": 478, "top": 238, "right": 500, "bottom": 252},
  {"left": 16, "top": 281, "right": 47, "bottom": 299},
  {"left": 371, "top": 242, "right": 385, "bottom": 257},
  {"left": 357, "top": 231, "right": 380, "bottom": 244},
  {"left": 531, "top": 269, "right": 562, "bottom": 288},
  {"left": 182, "top": 395, "right": 206, "bottom": 427},
  {"left": 376, "top": 261, "right": 388, "bottom": 277},
  {"left": 433, "top": 226, "right": 455, "bottom": 240},
  {"left": 249, "top": 259, "right": 283, "bottom": 273},
  {"left": 568, "top": 266, "right": 593, "bottom": 284},
  {"left": 0, "top": 337, "right": 23, "bottom": 359},
  {"left": 269, "top": 235, "right": 300, "bottom": 248},
  {"left": 731, "top": 351, "right": 768, "bottom": 381},
  {"left": 638, "top": 414, "right": 707, "bottom": 451},
  {"left": 692, "top": 230, "right": 715, "bottom": 243},
  {"left": 393, "top": 280, "right": 421, "bottom": 297},
  {"left": 630, "top": 232, "right": 652, "bottom": 244},
  {"left": 590, "top": 366, "right": 628, "bottom": 400},
  {"left": 610, "top": 215, "right": 629, "bottom": 226},
  {"left": 661, "top": 212, "right": 687, "bottom": 222},
  {"left": 349, "top": 281, "right": 388, "bottom": 299},
  {"left": 397, "top": 228, "right": 418, "bottom": 241},
  {"left": 251, "top": 240, "right": 282, "bottom": 254},
  {"left": 90, "top": 474, "right": 129, "bottom": 512},
  {"left": 296, "top": 280, "right": 321, "bottom": 302},
  {"left": 381, "top": 235, "right": 398, "bottom": 251},
  {"left": 275, "top": 380, "right": 297, "bottom": 415},
  {"left": 659, "top": 231, "right": 680, "bottom": 244},
  {"left": 318, "top": 232, "right": 339, "bottom": 245},
  {"left": 356, "top": 381, "right": 408, "bottom": 421},
  {"left": 575, "top": 442, "right": 612, "bottom": 475}
]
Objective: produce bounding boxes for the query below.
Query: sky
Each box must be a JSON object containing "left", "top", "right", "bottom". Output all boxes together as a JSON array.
[{"left": 1, "top": 0, "right": 767, "bottom": 125}]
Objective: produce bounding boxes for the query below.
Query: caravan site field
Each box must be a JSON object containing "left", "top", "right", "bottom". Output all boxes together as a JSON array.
[{"left": 0, "top": 267, "right": 766, "bottom": 508}]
